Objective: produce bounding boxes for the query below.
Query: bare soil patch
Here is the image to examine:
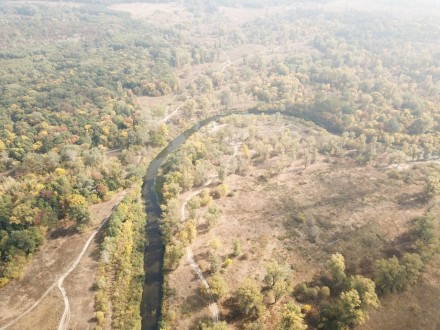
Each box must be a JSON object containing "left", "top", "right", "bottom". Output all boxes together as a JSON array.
[
  {"left": 217, "top": 5, "right": 297, "bottom": 24},
  {"left": 109, "top": 2, "right": 193, "bottom": 24}
]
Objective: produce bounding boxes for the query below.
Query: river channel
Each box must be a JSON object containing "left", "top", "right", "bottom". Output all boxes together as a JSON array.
[
  {"left": 140, "top": 114, "right": 230, "bottom": 330},
  {"left": 140, "top": 110, "right": 284, "bottom": 329}
]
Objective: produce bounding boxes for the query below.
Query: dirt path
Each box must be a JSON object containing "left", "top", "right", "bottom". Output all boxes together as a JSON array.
[
  {"left": 220, "top": 51, "right": 249, "bottom": 73},
  {"left": 0, "top": 282, "right": 57, "bottom": 330},
  {"left": 0, "top": 191, "right": 128, "bottom": 330},
  {"left": 57, "top": 277, "right": 70, "bottom": 330},
  {"left": 387, "top": 158, "right": 440, "bottom": 171},
  {"left": 57, "top": 191, "right": 127, "bottom": 330},
  {"left": 180, "top": 182, "right": 220, "bottom": 323},
  {"left": 187, "top": 247, "right": 220, "bottom": 322},
  {"left": 162, "top": 98, "right": 186, "bottom": 123},
  {"left": 161, "top": 93, "right": 181, "bottom": 123},
  {"left": 178, "top": 135, "right": 241, "bottom": 323}
]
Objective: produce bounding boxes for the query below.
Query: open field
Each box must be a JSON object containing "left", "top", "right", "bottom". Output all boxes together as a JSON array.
[
  {"left": 109, "top": 2, "right": 193, "bottom": 25},
  {"left": 164, "top": 115, "right": 439, "bottom": 328}
]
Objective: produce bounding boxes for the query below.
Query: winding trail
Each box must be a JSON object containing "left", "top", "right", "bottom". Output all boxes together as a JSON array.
[
  {"left": 179, "top": 137, "right": 241, "bottom": 323},
  {"left": 387, "top": 158, "right": 440, "bottom": 171},
  {"left": 57, "top": 191, "right": 127, "bottom": 330},
  {"left": 220, "top": 51, "right": 249, "bottom": 73},
  {"left": 187, "top": 248, "right": 219, "bottom": 322},
  {"left": 0, "top": 283, "right": 57, "bottom": 330},
  {"left": 181, "top": 183, "right": 220, "bottom": 323},
  {"left": 161, "top": 93, "right": 181, "bottom": 123},
  {"left": 0, "top": 191, "right": 127, "bottom": 330}
]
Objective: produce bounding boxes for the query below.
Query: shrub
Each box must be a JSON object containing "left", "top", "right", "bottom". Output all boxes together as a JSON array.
[{"left": 374, "top": 256, "right": 407, "bottom": 294}]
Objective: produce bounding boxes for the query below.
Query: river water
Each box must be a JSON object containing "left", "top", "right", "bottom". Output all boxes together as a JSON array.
[
  {"left": 140, "top": 115, "right": 226, "bottom": 329},
  {"left": 140, "top": 110, "right": 287, "bottom": 329}
]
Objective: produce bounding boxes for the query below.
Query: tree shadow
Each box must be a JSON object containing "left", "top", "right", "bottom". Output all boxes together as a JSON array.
[
  {"left": 397, "top": 192, "right": 426, "bottom": 209},
  {"left": 49, "top": 225, "right": 77, "bottom": 239},
  {"left": 181, "top": 293, "right": 207, "bottom": 314},
  {"left": 223, "top": 296, "right": 241, "bottom": 323},
  {"left": 197, "top": 222, "right": 210, "bottom": 235}
]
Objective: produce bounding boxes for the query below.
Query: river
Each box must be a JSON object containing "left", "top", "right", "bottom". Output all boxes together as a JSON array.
[
  {"left": 140, "top": 110, "right": 286, "bottom": 329},
  {"left": 140, "top": 115, "right": 230, "bottom": 329}
]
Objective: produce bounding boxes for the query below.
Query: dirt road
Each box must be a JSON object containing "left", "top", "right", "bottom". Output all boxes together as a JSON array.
[
  {"left": 181, "top": 184, "right": 220, "bottom": 323},
  {"left": 0, "top": 191, "right": 128, "bottom": 330},
  {"left": 57, "top": 191, "right": 127, "bottom": 330}
]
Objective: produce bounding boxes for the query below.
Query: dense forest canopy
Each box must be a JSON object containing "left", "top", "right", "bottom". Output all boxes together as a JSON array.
[{"left": 0, "top": 2, "right": 181, "bottom": 286}]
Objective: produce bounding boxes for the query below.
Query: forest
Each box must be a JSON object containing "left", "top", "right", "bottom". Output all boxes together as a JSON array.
[
  {"left": 0, "top": 3, "right": 178, "bottom": 294},
  {"left": 1, "top": 0, "right": 440, "bottom": 329}
]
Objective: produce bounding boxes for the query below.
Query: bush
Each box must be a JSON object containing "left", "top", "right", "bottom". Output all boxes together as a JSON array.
[
  {"left": 0, "top": 277, "right": 9, "bottom": 289},
  {"left": 213, "top": 183, "right": 229, "bottom": 199},
  {"left": 374, "top": 256, "right": 407, "bottom": 294},
  {"left": 210, "top": 253, "right": 222, "bottom": 273},
  {"left": 305, "top": 287, "right": 319, "bottom": 301},
  {"left": 223, "top": 258, "right": 233, "bottom": 268},
  {"left": 96, "top": 311, "right": 106, "bottom": 327},
  {"left": 319, "top": 286, "right": 331, "bottom": 299},
  {"left": 205, "top": 273, "right": 229, "bottom": 301},
  {"left": 293, "top": 282, "right": 307, "bottom": 298},
  {"left": 235, "top": 279, "right": 265, "bottom": 318},
  {"left": 232, "top": 238, "right": 241, "bottom": 257},
  {"left": 199, "top": 189, "right": 212, "bottom": 207}
]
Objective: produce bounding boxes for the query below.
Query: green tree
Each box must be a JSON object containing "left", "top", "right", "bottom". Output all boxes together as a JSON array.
[
  {"left": 402, "top": 253, "right": 424, "bottom": 285},
  {"left": 164, "top": 244, "right": 184, "bottom": 271},
  {"left": 235, "top": 279, "right": 265, "bottom": 318},
  {"left": 329, "top": 253, "right": 347, "bottom": 285},
  {"left": 374, "top": 256, "right": 407, "bottom": 294},
  {"left": 264, "top": 261, "right": 288, "bottom": 288},
  {"left": 0, "top": 195, "right": 13, "bottom": 229},
  {"left": 278, "top": 302, "right": 307, "bottom": 330},
  {"left": 349, "top": 275, "right": 379, "bottom": 310},
  {"left": 9, "top": 201, "right": 39, "bottom": 226},
  {"left": 220, "top": 90, "right": 233, "bottom": 109},
  {"left": 180, "top": 219, "right": 197, "bottom": 246},
  {"left": 204, "top": 273, "right": 229, "bottom": 301},
  {"left": 9, "top": 227, "right": 44, "bottom": 254},
  {"left": 336, "top": 289, "right": 366, "bottom": 328},
  {"left": 412, "top": 215, "right": 439, "bottom": 254},
  {"left": 66, "top": 194, "right": 91, "bottom": 228},
  {"left": 424, "top": 172, "right": 440, "bottom": 200}
]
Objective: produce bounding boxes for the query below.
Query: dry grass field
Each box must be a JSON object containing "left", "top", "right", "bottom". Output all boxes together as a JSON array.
[
  {"left": 165, "top": 115, "right": 438, "bottom": 329},
  {"left": 0, "top": 191, "right": 127, "bottom": 330}
]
